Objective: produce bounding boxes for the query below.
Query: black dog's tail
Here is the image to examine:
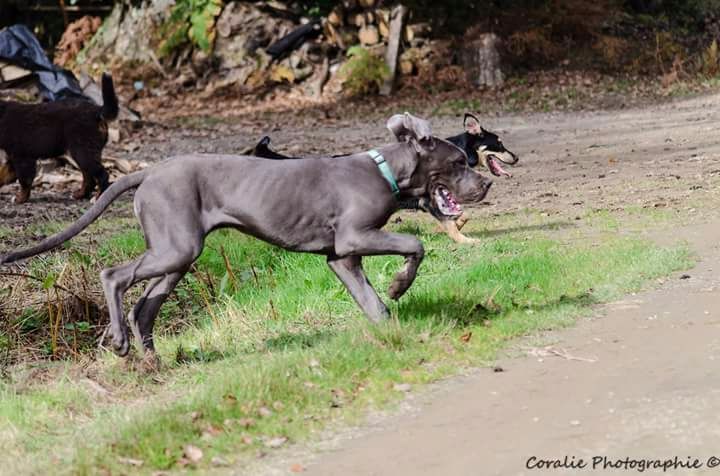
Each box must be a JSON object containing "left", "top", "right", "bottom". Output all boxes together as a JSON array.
[
  {"left": 0, "top": 170, "right": 146, "bottom": 265},
  {"left": 100, "top": 73, "right": 119, "bottom": 121}
]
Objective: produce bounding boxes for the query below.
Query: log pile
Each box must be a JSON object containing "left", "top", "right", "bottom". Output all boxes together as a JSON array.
[{"left": 73, "top": 0, "right": 438, "bottom": 98}]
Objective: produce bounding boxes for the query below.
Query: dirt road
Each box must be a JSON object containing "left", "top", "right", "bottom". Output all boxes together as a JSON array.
[{"left": 243, "top": 94, "right": 720, "bottom": 476}]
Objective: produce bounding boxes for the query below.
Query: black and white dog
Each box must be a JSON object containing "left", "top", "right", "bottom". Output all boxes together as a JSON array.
[{"left": 253, "top": 113, "right": 519, "bottom": 243}]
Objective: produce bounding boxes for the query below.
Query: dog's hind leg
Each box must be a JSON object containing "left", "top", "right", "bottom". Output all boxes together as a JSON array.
[
  {"left": 101, "top": 242, "right": 203, "bottom": 356},
  {"left": 128, "top": 270, "right": 187, "bottom": 354},
  {"left": 69, "top": 147, "right": 109, "bottom": 199},
  {"left": 335, "top": 229, "right": 424, "bottom": 303},
  {"left": 328, "top": 255, "right": 389, "bottom": 323},
  {"left": 11, "top": 157, "right": 36, "bottom": 204}
]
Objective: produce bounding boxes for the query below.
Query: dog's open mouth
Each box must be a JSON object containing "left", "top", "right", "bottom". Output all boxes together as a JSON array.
[
  {"left": 486, "top": 155, "right": 512, "bottom": 178},
  {"left": 433, "top": 186, "right": 463, "bottom": 217}
]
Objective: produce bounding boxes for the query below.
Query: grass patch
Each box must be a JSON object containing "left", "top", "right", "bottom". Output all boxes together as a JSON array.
[{"left": 0, "top": 213, "right": 692, "bottom": 474}]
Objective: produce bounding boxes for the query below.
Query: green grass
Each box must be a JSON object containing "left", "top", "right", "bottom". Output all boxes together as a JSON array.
[{"left": 0, "top": 213, "right": 692, "bottom": 474}]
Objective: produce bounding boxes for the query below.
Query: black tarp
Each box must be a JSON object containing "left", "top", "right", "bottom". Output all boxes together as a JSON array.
[{"left": 0, "top": 24, "right": 86, "bottom": 101}]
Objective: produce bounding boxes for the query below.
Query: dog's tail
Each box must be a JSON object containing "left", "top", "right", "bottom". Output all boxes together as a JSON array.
[
  {"left": 100, "top": 73, "right": 119, "bottom": 121},
  {"left": 0, "top": 170, "right": 146, "bottom": 265}
]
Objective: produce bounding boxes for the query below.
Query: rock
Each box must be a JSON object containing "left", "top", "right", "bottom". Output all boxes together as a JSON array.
[{"left": 359, "top": 25, "right": 380, "bottom": 46}]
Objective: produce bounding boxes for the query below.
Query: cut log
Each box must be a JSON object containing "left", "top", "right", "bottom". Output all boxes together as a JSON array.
[
  {"left": 380, "top": 4, "right": 407, "bottom": 96},
  {"left": 404, "top": 23, "right": 431, "bottom": 43},
  {"left": 323, "top": 21, "right": 345, "bottom": 49},
  {"left": 359, "top": 25, "right": 380, "bottom": 46},
  {"left": 378, "top": 20, "right": 389, "bottom": 39},
  {"left": 463, "top": 33, "right": 504, "bottom": 88},
  {"left": 352, "top": 13, "right": 367, "bottom": 27}
]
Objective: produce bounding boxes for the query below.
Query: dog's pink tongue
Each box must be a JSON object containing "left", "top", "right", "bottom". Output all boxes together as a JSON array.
[{"left": 488, "top": 157, "right": 512, "bottom": 178}]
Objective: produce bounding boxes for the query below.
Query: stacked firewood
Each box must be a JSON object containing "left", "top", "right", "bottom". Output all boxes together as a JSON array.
[{"left": 323, "top": 0, "right": 434, "bottom": 75}]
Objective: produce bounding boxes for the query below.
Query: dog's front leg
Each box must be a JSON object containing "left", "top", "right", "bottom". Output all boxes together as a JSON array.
[
  {"left": 442, "top": 219, "right": 478, "bottom": 244},
  {"left": 327, "top": 255, "right": 389, "bottom": 323},
  {"left": 455, "top": 212, "right": 470, "bottom": 231},
  {"left": 336, "top": 229, "right": 424, "bottom": 302}
]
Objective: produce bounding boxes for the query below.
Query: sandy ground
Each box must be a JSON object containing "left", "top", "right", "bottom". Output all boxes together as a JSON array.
[{"left": 4, "top": 92, "right": 720, "bottom": 476}]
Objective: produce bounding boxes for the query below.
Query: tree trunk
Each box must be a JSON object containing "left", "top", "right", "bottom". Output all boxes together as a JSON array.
[
  {"left": 380, "top": 5, "right": 406, "bottom": 96},
  {"left": 464, "top": 33, "right": 504, "bottom": 88}
]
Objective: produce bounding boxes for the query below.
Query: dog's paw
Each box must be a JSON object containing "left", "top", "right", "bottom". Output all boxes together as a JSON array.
[
  {"left": 454, "top": 235, "right": 480, "bottom": 245},
  {"left": 388, "top": 279, "right": 410, "bottom": 301},
  {"left": 111, "top": 332, "right": 131, "bottom": 357}
]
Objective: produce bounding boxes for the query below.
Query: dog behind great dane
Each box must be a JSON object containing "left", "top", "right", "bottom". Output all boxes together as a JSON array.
[
  {"left": 0, "top": 73, "right": 118, "bottom": 204},
  {"left": 0, "top": 113, "right": 492, "bottom": 360},
  {"left": 254, "top": 112, "right": 518, "bottom": 243}
]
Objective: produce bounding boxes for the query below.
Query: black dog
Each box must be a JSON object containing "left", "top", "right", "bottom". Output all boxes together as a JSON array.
[
  {"left": 0, "top": 73, "right": 119, "bottom": 204},
  {"left": 253, "top": 113, "right": 519, "bottom": 243}
]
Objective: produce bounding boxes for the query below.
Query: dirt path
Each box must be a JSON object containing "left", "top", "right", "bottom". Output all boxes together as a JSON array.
[
  {"left": 243, "top": 94, "right": 720, "bottom": 476},
  {"left": 277, "top": 220, "right": 720, "bottom": 476}
]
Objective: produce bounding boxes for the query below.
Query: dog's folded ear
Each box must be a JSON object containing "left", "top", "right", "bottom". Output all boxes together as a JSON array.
[
  {"left": 387, "top": 112, "right": 433, "bottom": 143},
  {"left": 463, "top": 113, "right": 482, "bottom": 135}
]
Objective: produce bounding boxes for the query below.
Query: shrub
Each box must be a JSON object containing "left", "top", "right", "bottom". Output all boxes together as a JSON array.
[
  {"left": 158, "top": 0, "right": 223, "bottom": 58},
  {"left": 700, "top": 39, "right": 720, "bottom": 77},
  {"left": 338, "top": 46, "right": 391, "bottom": 96}
]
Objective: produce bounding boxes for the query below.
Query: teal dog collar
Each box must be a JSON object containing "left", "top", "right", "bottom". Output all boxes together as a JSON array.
[{"left": 368, "top": 149, "right": 400, "bottom": 197}]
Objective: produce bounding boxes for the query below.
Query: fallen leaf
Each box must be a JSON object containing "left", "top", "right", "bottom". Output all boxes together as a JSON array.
[
  {"left": 241, "top": 436, "right": 254, "bottom": 445},
  {"left": 258, "top": 406, "right": 273, "bottom": 418},
  {"left": 118, "top": 457, "right": 144, "bottom": 467},
  {"left": 211, "top": 456, "right": 230, "bottom": 467},
  {"left": 460, "top": 331, "right": 473, "bottom": 343},
  {"left": 190, "top": 411, "right": 203, "bottom": 421},
  {"left": 238, "top": 417, "right": 256, "bottom": 428},
  {"left": 183, "top": 444, "right": 203, "bottom": 463},
  {"left": 273, "top": 401, "right": 285, "bottom": 411},
  {"left": 290, "top": 463, "right": 305, "bottom": 472},
  {"left": 393, "top": 383, "right": 412, "bottom": 393},
  {"left": 202, "top": 425, "right": 223, "bottom": 439},
  {"left": 265, "top": 436, "right": 288, "bottom": 448}
]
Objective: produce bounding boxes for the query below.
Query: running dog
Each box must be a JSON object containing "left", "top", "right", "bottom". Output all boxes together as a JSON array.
[{"left": 253, "top": 112, "right": 518, "bottom": 243}]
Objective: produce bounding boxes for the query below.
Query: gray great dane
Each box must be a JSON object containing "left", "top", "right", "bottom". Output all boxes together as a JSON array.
[{"left": 0, "top": 113, "right": 492, "bottom": 357}]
